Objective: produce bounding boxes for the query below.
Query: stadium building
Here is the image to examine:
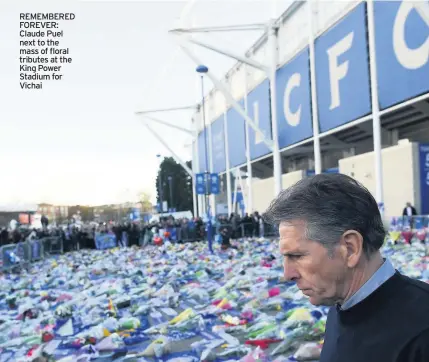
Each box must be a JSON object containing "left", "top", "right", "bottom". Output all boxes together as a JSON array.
[{"left": 176, "top": 1, "right": 429, "bottom": 218}]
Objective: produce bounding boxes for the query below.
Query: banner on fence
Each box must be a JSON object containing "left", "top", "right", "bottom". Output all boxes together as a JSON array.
[
  {"left": 419, "top": 143, "right": 429, "bottom": 215},
  {"left": 95, "top": 233, "right": 117, "bottom": 250},
  {"left": 1, "top": 242, "right": 30, "bottom": 270},
  {"left": 15, "top": 242, "right": 27, "bottom": 261},
  {"left": 2, "top": 245, "right": 20, "bottom": 269},
  {"left": 30, "top": 240, "right": 43, "bottom": 261},
  {"left": 415, "top": 216, "right": 424, "bottom": 230}
]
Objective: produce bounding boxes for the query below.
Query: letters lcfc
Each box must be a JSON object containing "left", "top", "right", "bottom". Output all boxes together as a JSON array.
[
  {"left": 282, "top": 2, "right": 428, "bottom": 125},
  {"left": 327, "top": 32, "right": 354, "bottom": 111},
  {"left": 284, "top": 73, "right": 302, "bottom": 127},
  {"left": 393, "top": 2, "right": 429, "bottom": 70},
  {"left": 209, "top": 1, "right": 429, "bottom": 172}
]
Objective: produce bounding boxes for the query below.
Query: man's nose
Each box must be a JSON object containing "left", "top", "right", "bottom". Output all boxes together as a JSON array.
[{"left": 283, "top": 259, "right": 300, "bottom": 281}]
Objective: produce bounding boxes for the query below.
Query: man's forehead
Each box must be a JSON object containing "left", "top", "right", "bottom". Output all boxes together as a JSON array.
[
  {"left": 279, "top": 236, "right": 303, "bottom": 250},
  {"left": 279, "top": 226, "right": 306, "bottom": 253},
  {"left": 279, "top": 219, "right": 306, "bottom": 230},
  {"left": 279, "top": 221, "right": 306, "bottom": 238}
]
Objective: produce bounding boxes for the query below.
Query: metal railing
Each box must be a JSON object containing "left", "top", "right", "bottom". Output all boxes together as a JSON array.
[
  {"left": 29, "top": 239, "right": 44, "bottom": 261},
  {"left": 0, "top": 223, "right": 278, "bottom": 272},
  {"left": 0, "top": 236, "right": 64, "bottom": 272},
  {"left": 1, "top": 242, "right": 31, "bottom": 271},
  {"left": 42, "top": 236, "right": 63, "bottom": 255},
  {"left": 389, "top": 215, "right": 429, "bottom": 230},
  {"left": 386, "top": 216, "right": 429, "bottom": 244},
  {"left": 152, "top": 222, "right": 279, "bottom": 243}
]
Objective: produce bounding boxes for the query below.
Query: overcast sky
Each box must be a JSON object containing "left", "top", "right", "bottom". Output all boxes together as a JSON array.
[{"left": 0, "top": 0, "right": 285, "bottom": 207}]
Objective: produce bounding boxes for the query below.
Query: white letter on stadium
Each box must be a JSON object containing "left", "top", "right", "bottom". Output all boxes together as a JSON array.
[
  {"left": 393, "top": 1, "right": 429, "bottom": 70},
  {"left": 283, "top": 73, "right": 301, "bottom": 127},
  {"left": 326, "top": 32, "right": 354, "bottom": 110}
]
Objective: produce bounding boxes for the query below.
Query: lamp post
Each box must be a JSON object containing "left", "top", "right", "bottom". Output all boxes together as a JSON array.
[
  {"left": 163, "top": 181, "right": 167, "bottom": 211},
  {"left": 196, "top": 64, "right": 213, "bottom": 254},
  {"left": 156, "top": 154, "right": 164, "bottom": 215},
  {"left": 168, "top": 176, "right": 174, "bottom": 212}
]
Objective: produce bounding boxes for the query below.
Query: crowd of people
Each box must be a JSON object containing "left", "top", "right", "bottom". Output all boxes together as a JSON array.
[
  {"left": 0, "top": 225, "right": 96, "bottom": 251},
  {"left": 0, "top": 210, "right": 268, "bottom": 252}
]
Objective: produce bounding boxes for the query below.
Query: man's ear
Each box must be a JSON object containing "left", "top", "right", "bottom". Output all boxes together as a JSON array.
[{"left": 342, "top": 230, "right": 364, "bottom": 268}]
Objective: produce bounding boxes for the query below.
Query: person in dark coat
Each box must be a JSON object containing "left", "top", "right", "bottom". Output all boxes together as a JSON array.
[
  {"left": 263, "top": 174, "right": 429, "bottom": 362},
  {"left": 402, "top": 202, "right": 418, "bottom": 228},
  {"left": 113, "top": 225, "right": 121, "bottom": 246},
  {"left": 41, "top": 215, "right": 49, "bottom": 229},
  {"left": 242, "top": 213, "right": 253, "bottom": 237},
  {"left": 129, "top": 224, "right": 139, "bottom": 246},
  {"left": 253, "top": 211, "right": 261, "bottom": 238},
  {"left": 218, "top": 220, "right": 235, "bottom": 250},
  {"left": 0, "top": 228, "right": 9, "bottom": 246},
  {"left": 402, "top": 202, "right": 417, "bottom": 217},
  {"left": 195, "top": 217, "right": 204, "bottom": 241}
]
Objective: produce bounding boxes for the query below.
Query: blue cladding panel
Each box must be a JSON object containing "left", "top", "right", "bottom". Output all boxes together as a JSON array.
[
  {"left": 315, "top": 2, "right": 371, "bottom": 132},
  {"left": 198, "top": 130, "right": 209, "bottom": 173},
  {"left": 419, "top": 143, "right": 429, "bottom": 215},
  {"left": 374, "top": 1, "right": 429, "bottom": 109},
  {"left": 247, "top": 79, "right": 272, "bottom": 160},
  {"left": 211, "top": 116, "right": 226, "bottom": 173},
  {"left": 227, "top": 100, "right": 246, "bottom": 168},
  {"left": 197, "top": 2, "right": 429, "bottom": 166},
  {"left": 276, "top": 47, "right": 313, "bottom": 149}
]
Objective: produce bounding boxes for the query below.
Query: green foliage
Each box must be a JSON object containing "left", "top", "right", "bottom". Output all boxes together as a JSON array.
[{"left": 156, "top": 157, "right": 193, "bottom": 212}]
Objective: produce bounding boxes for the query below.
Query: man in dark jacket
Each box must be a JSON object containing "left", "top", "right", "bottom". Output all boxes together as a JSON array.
[
  {"left": 218, "top": 221, "right": 233, "bottom": 250},
  {"left": 0, "top": 228, "right": 9, "bottom": 246},
  {"left": 41, "top": 215, "right": 49, "bottom": 229},
  {"left": 402, "top": 202, "right": 417, "bottom": 217},
  {"left": 253, "top": 211, "right": 261, "bottom": 238},
  {"left": 263, "top": 174, "right": 429, "bottom": 362},
  {"left": 242, "top": 213, "right": 253, "bottom": 237},
  {"left": 402, "top": 202, "right": 418, "bottom": 228}
]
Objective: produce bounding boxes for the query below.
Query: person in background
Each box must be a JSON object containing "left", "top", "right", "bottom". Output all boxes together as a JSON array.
[
  {"left": 113, "top": 225, "right": 121, "bottom": 246},
  {"left": 129, "top": 223, "right": 139, "bottom": 246},
  {"left": 12, "top": 230, "right": 22, "bottom": 244},
  {"left": 41, "top": 215, "right": 49, "bottom": 229},
  {"left": 195, "top": 217, "right": 204, "bottom": 241},
  {"left": 88, "top": 227, "right": 96, "bottom": 249},
  {"left": 263, "top": 173, "right": 429, "bottom": 362},
  {"left": 402, "top": 202, "right": 417, "bottom": 217},
  {"left": 25, "top": 228, "right": 37, "bottom": 241},
  {"left": 242, "top": 213, "right": 253, "bottom": 237},
  {"left": 71, "top": 227, "right": 79, "bottom": 251},
  {"left": 78, "top": 228, "right": 89, "bottom": 249},
  {"left": 0, "top": 228, "right": 9, "bottom": 246},
  {"left": 229, "top": 213, "right": 240, "bottom": 239},
  {"left": 253, "top": 211, "right": 261, "bottom": 238},
  {"left": 217, "top": 217, "right": 236, "bottom": 250},
  {"left": 402, "top": 202, "right": 418, "bottom": 228},
  {"left": 59, "top": 227, "right": 66, "bottom": 249}
]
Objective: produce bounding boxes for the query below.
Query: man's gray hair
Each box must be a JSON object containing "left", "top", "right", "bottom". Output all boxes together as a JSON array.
[{"left": 262, "top": 173, "right": 386, "bottom": 256}]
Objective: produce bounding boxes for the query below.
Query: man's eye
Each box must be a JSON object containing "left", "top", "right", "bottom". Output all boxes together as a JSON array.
[{"left": 285, "top": 254, "right": 301, "bottom": 259}]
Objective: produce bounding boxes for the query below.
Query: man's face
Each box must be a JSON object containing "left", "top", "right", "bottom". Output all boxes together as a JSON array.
[{"left": 279, "top": 221, "right": 348, "bottom": 306}]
